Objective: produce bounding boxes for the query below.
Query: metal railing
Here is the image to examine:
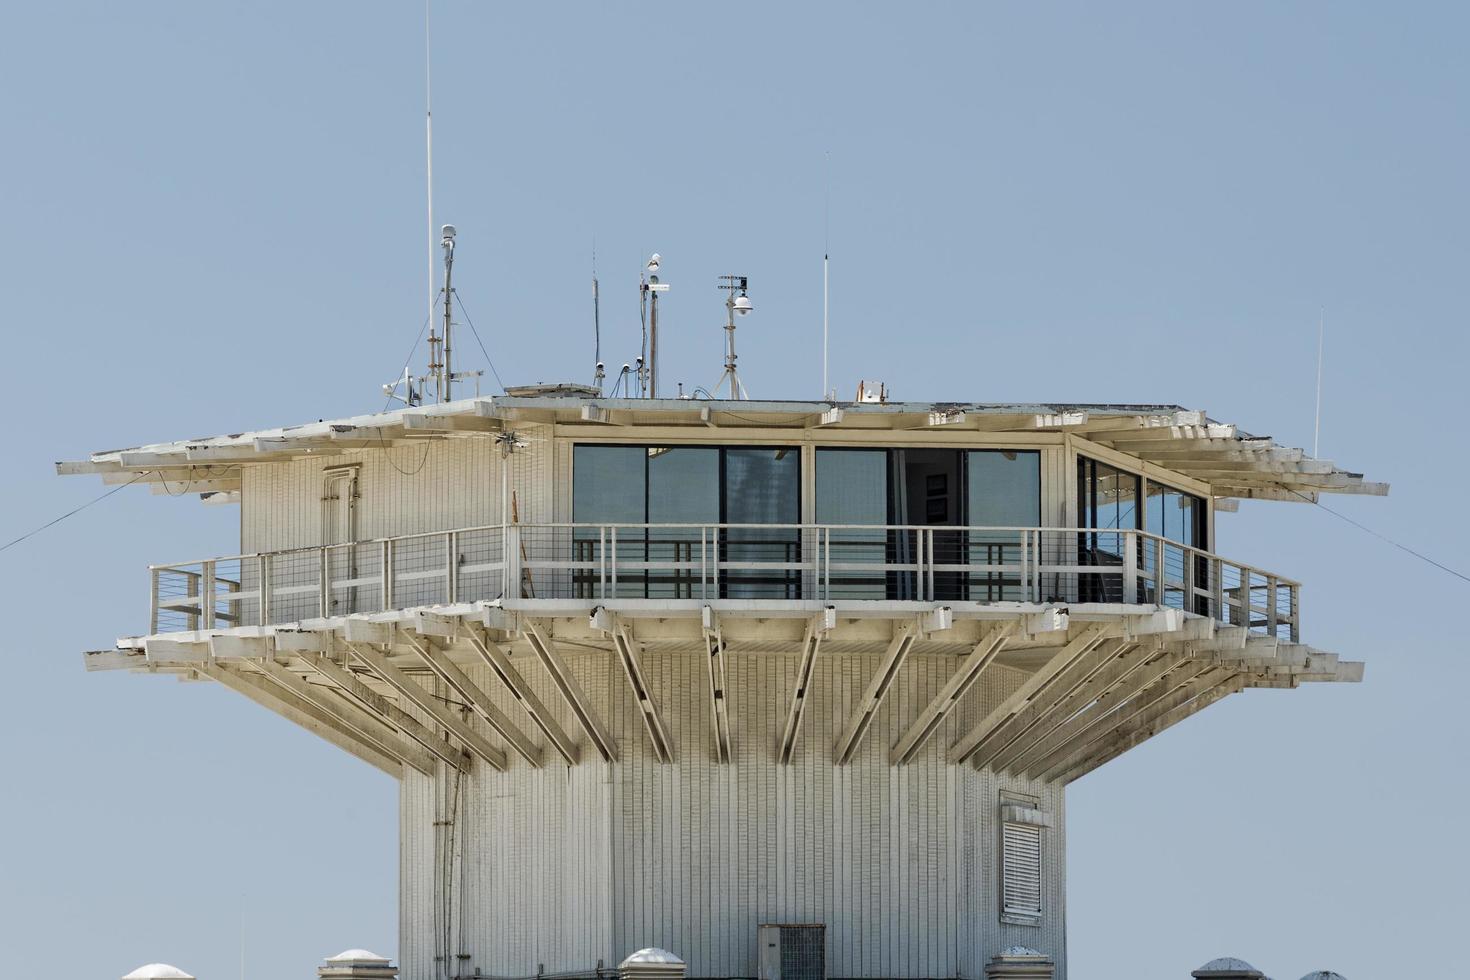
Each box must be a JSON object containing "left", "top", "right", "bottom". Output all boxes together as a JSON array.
[{"left": 149, "top": 523, "right": 1300, "bottom": 641}]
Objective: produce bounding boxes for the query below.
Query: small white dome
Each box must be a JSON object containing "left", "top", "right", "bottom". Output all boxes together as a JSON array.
[
  {"left": 1195, "top": 959, "right": 1261, "bottom": 974},
  {"left": 123, "top": 965, "right": 195, "bottom": 980},
  {"left": 327, "top": 950, "right": 391, "bottom": 964},
  {"left": 619, "top": 948, "right": 684, "bottom": 967},
  {"left": 1300, "top": 973, "right": 1346, "bottom": 980}
]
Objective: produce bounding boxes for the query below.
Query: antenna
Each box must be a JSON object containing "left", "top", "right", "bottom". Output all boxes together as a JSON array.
[
  {"left": 711, "top": 275, "right": 753, "bottom": 399},
  {"left": 592, "top": 242, "right": 604, "bottom": 391},
  {"left": 441, "top": 224, "right": 456, "bottom": 401},
  {"left": 424, "top": 0, "right": 438, "bottom": 402},
  {"left": 823, "top": 149, "right": 830, "bottom": 400},
  {"left": 1313, "top": 308, "right": 1325, "bottom": 457}
]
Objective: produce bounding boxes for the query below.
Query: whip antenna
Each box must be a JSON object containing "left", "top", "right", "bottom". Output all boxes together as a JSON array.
[{"left": 1314, "top": 308, "right": 1325, "bottom": 457}]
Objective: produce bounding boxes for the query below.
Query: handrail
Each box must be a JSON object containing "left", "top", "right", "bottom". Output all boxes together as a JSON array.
[
  {"left": 146, "top": 522, "right": 1301, "bottom": 642},
  {"left": 149, "top": 522, "right": 1302, "bottom": 588}
]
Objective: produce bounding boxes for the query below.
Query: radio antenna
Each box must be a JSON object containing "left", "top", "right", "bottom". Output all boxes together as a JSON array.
[
  {"left": 823, "top": 150, "right": 830, "bottom": 400},
  {"left": 1313, "top": 308, "right": 1325, "bottom": 457},
  {"left": 423, "top": 0, "right": 444, "bottom": 401},
  {"left": 592, "top": 242, "right": 604, "bottom": 391}
]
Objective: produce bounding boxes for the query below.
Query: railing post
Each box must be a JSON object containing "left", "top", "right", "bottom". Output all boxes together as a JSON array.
[
  {"left": 1290, "top": 583, "right": 1300, "bottom": 642},
  {"left": 1266, "top": 574, "right": 1279, "bottom": 636},
  {"left": 382, "top": 540, "right": 393, "bottom": 611},
  {"left": 1031, "top": 530, "right": 1043, "bottom": 602},
  {"left": 447, "top": 532, "right": 458, "bottom": 604},
  {"left": 923, "top": 528, "right": 933, "bottom": 601},
  {"left": 823, "top": 527, "right": 831, "bottom": 602},
  {"left": 1122, "top": 534, "right": 1138, "bottom": 604},
  {"left": 1212, "top": 558, "right": 1225, "bottom": 624},
  {"left": 606, "top": 525, "right": 615, "bottom": 598},
  {"left": 1153, "top": 538, "right": 1165, "bottom": 606},
  {"left": 1237, "top": 566, "right": 1253, "bottom": 629},
  {"left": 259, "top": 555, "right": 271, "bottom": 625},
  {"left": 1183, "top": 546, "right": 1195, "bottom": 614},
  {"left": 185, "top": 570, "right": 200, "bottom": 631},
  {"left": 319, "top": 547, "right": 330, "bottom": 619},
  {"left": 149, "top": 567, "right": 160, "bottom": 634},
  {"left": 201, "top": 561, "right": 216, "bottom": 630},
  {"left": 599, "top": 526, "right": 608, "bottom": 600}
]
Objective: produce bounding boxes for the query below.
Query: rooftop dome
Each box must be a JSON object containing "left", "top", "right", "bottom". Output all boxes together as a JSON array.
[
  {"left": 327, "top": 951, "right": 391, "bottom": 964},
  {"left": 1193, "top": 958, "right": 1265, "bottom": 978},
  {"left": 122, "top": 966, "right": 195, "bottom": 980},
  {"left": 1299, "top": 973, "right": 1347, "bottom": 980},
  {"left": 619, "top": 948, "right": 685, "bottom": 967}
]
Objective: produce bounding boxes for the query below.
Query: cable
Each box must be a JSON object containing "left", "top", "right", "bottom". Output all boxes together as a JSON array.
[
  {"left": 376, "top": 427, "right": 432, "bottom": 476},
  {"left": 1291, "top": 489, "right": 1470, "bottom": 585},
  {"left": 0, "top": 471, "right": 149, "bottom": 555},
  {"left": 451, "top": 292, "right": 507, "bottom": 392}
]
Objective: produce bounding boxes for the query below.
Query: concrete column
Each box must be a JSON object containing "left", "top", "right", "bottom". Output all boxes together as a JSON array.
[
  {"left": 618, "top": 948, "right": 686, "bottom": 980},
  {"left": 1192, "top": 958, "right": 1266, "bottom": 980},
  {"left": 985, "top": 946, "right": 1056, "bottom": 979},
  {"left": 318, "top": 950, "right": 398, "bottom": 980}
]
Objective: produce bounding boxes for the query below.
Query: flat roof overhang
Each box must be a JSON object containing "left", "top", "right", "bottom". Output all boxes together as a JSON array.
[{"left": 57, "top": 396, "right": 1387, "bottom": 505}]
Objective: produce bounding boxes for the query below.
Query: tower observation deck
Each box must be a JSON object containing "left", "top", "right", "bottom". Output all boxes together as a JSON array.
[{"left": 64, "top": 394, "right": 1383, "bottom": 979}]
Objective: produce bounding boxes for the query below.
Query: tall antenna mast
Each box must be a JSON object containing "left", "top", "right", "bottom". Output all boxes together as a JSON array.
[
  {"left": 1313, "top": 308, "right": 1325, "bottom": 457},
  {"left": 592, "top": 244, "right": 604, "bottom": 391},
  {"left": 823, "top": 150, "right": 830, "bottom": 400},
  {"left": 424, "top": 0, "right": 442, "bottom": 402}
]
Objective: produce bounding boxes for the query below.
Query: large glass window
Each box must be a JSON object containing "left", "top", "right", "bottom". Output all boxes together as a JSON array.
[
  {"left": 724, "top": 448, "right": 801, "bottom": 598},
  {"left": 967, "top": 451, "right": 1041, "bottom": 601},
  {"left": 815, "top": 449, "right": 889, "bottom": 599},
  {"left": 1077, "top": 457, "right": 1141, "bottom": 602},
  {"left": 647, "top": 448, "right": 718, "bottom": 597},
  {"left": 1145, "top": 479, "right": 1206, "bottom": 611},
  {"left": 572, "top": 444, "right": 799, "bottom": 599},
  {"left": 815, "top": 447, "right": 1041, "bottom": 601}
]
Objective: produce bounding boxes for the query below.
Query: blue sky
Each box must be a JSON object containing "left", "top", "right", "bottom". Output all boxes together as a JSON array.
[{"left": 2, "top": 3, "right": 1465, "bottom": 977}]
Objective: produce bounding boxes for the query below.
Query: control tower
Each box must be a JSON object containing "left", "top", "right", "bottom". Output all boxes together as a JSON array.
[{"left": 66, "top": 393, "right": 1380, "bottom": 979}]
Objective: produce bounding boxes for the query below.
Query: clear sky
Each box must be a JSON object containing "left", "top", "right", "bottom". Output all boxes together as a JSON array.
[{"left": 1, "top": 3, "right": 1464, "bottom": 977}]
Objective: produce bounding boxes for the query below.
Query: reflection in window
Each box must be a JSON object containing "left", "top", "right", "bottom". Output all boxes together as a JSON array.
[
  {"left": 1144, "top": 480, "right": 1206, "bottom": 611},
  {"left": 967, "top": 451, "right": 1041, "bottom": 601},
  {"left": 816, "top": 449, "right": 888, "bottom": 599},
  {"left": 647, "top": 448, "right": 718, "bottom": 598},
  {"left": 572, "top": 444, "right": 799, "bottom": 599},
  {"left": 814, "top": 447, "right": 1042, "bottom": 601},
  {"left": 1077, "top": 457, "right": 1141, "bottom": 602}
]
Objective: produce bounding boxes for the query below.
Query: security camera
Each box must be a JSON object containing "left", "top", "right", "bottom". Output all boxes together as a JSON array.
[
  {"left": 733, "top": 295, "right": 753, "bottom": 316},
  {"left": 647, "top": 253, "right": 661, "bottom": 273}
]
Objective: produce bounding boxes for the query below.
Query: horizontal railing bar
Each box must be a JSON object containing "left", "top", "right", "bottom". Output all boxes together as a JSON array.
[{"left": 150, "top": 523, "right": 1299, "bottom": 588}]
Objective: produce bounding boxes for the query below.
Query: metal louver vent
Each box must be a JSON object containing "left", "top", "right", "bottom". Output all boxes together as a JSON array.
[
  {"left": 1001, "top": 821, "right": 1043, "bottom": 924},
  {"left": 757, "top": 923, "right": 826, "bottom": 980}
]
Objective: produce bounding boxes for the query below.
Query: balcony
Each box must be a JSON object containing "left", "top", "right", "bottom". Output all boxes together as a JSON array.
[{"left": 147, "top": 523, "right": 1301, "bottom": 642}]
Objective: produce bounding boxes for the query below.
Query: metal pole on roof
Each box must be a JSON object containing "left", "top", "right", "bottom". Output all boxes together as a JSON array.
[
  {"left": 1314, "top": 308, "right": 1325, "bottom": 457},
  {"left": 442, "top": 225, "right": 456, "bottom": 402}
]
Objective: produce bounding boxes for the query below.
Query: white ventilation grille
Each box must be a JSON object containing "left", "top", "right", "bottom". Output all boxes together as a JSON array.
[{"left": 1001, "top": 813, "right": 1044, "bottom": 925}]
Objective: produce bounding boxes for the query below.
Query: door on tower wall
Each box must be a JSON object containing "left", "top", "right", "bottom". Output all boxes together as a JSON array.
[{"left": 322, "top": 466, "right": 360, "bottom": 614}]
